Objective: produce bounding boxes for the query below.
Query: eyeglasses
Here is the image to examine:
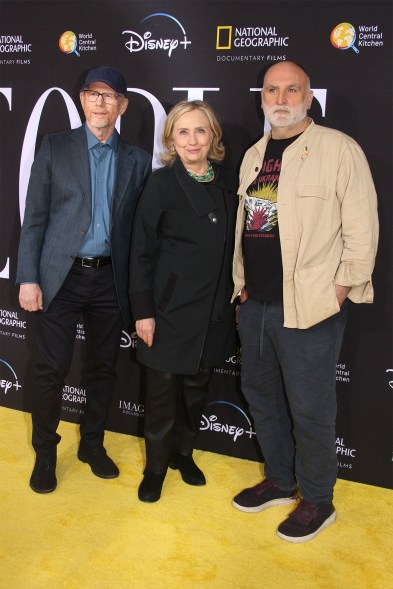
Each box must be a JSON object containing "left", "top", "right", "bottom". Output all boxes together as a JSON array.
[{"left": 82, "top": 90, "right": 123, "bottom": 105}]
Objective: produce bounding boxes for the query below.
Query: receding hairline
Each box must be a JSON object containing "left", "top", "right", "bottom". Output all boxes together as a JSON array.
[{"left": 262, "top": 61, "right": 311, "bottom": 91}]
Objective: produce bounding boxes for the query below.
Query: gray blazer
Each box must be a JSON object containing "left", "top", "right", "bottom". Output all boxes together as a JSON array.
[{"left": 16, "top": 125, "right": 151, "bottom": 326}]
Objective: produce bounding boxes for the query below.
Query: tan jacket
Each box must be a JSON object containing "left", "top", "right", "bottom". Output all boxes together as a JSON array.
[{"left": 232, "top": 120, "right": 379, "bottom": 329}]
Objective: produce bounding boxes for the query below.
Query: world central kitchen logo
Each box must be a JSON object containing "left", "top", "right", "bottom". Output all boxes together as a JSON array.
[{"left": 123, "top": 13, "right": 191, "bottom": 57}]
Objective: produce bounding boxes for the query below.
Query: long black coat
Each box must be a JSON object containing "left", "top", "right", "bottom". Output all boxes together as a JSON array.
[{"left": 130, "top": 159, "right": 237, "bottom": 374}]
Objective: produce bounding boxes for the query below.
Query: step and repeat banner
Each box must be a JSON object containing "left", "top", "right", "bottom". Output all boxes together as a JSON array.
[{"left": 0, "top": 1, "right": 391, "bottom": 488}]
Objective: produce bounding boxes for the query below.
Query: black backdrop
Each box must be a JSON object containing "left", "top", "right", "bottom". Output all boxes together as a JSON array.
[{"left": 0, "top": 0, "right": 391, "bottom": 489}]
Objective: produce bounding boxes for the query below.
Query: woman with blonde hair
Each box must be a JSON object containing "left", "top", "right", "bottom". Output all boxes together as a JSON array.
[{"left": 130, "top": 100, "right": 237, "bottom": 502}]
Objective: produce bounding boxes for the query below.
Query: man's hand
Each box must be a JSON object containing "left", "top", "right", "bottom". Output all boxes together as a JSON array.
[
  {"left": 335, "top": 284, "right": 351, "bottom": 307},
  {"left": 239, "top": 287, "right": 248, "bottom": 304},
  {"left": 135, "top": 318, "right": 155, "bottom": 347},
  {"left": 236, "top": 287, "right": 249, "bottom": 323},
  {"left": 19, "top": 284, "right": 43, "bottom": 312}
]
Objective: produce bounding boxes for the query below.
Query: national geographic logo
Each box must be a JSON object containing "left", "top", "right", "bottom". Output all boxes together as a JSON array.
[
  {"left": 0, "top": 309, "right": 26, "bottom": 328},
  {"left": 0, "top": 34, "right": 32, "bottom": 53},
  {"left": 0, "top": 309, "right": 26, "bottom": 340},
  {"left": 216, "top": 25, "right": 289, "bottom": 50},
  {"left": 336, "top": 436, "right": 356, "bottom": 470},
  {"left": 216, "top": 26, "right": 232, "bottom": 50}
]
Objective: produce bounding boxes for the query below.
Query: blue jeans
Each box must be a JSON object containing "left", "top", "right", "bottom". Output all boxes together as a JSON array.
[{"left": 238, "top": 299, "right": 348, "bottom": 503}]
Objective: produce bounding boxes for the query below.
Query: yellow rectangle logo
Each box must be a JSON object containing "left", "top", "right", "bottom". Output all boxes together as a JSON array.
[{"left": 216, "top": 26, "right": 232, "bottom": 50}]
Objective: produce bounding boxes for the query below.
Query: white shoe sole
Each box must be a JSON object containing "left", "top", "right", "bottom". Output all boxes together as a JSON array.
[
  {"left": 232, "top": 496, "right": 297, "bottom": 513},
  {"left": 276, "top": 510, "right": 337, "bottom": 543}
]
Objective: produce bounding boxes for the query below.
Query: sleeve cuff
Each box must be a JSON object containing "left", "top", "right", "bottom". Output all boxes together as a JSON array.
[{"left": 130, "top": 291, "right": 155, "bottom": 320}]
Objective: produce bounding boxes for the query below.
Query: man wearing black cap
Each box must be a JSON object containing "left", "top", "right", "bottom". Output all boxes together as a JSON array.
[{"left": 17, "top": 66, "right": 152, "bottom": 493}]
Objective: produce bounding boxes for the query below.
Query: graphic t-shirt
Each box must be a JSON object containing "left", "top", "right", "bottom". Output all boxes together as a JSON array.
[{"left": 242, "top": 134, "right": 300, "bottom": 301}]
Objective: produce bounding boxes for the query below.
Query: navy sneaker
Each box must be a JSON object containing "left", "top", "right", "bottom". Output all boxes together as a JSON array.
[
  {"left": 232, "top": 478, "right": 296, "bottom": 513},
  {"left": 277, "top": 499, "right": 336, "bottom": 543}
]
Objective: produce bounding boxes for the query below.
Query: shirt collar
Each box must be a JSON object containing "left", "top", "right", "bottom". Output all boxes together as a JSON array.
[{"left": 84, "top": 123, "right": 118, "bottom": 151}]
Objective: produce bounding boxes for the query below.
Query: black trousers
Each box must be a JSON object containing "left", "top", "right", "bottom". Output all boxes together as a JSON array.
[
  {"left": 31, "top": 263, "right": 123, "bottom": 455},
  {"left": 143, "top": 366, "right": 212, "bottom": 474}
]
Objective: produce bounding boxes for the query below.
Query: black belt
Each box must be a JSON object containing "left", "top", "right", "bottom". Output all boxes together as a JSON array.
[{"left": 74, "top": 256, "right": 111, "bottom": 268}]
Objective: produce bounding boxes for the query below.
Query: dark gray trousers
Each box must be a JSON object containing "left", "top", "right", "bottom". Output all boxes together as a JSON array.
[{"left": 238, "top": 299, "right": 348, "bottom": 503}]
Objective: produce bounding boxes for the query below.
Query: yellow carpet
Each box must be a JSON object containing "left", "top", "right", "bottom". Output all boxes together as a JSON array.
[{"left": 0, "top": 405, "right": 392, "bottom": 589}]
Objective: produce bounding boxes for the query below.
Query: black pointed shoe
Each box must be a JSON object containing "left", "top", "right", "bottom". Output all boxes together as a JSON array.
[
  {"left": 78, "top": 445, "right": 119, "bottom": 479},
  {"left": 169, "top": 454, "right": 206, "bottom": 486},
  {"left": 30, "top": 454, "right": 57, "bottom": 493},
  {"left": 138, "top": 470, "right": 166, "bottom": 502}
]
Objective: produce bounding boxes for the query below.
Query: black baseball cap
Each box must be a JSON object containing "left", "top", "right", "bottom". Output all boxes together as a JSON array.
[{"left": 81, "top": 66, "right": 127, "bottom": 95}]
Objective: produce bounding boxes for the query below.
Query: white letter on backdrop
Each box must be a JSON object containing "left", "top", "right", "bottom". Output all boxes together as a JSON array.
[
  {"left": 0, "top": 88, "right": 12, "bottom": 278},
  {"left": 19, "top": 88, "right": 81, "bottom": 224},
  {"left": 173, "top": 87, "right": 220, "bottom": 101},
  {"left": 0, "top": 87, "right": 12, "bottom": 110},
  {"left": 128, "top": 88, "right": 166, "bottom": 170}
]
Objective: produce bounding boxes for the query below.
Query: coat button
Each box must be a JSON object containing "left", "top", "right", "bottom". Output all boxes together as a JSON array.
[
  {"left": 255, "top": 167, "right": 259, "bottom": 171},
  {"left": 81, "top": 229, "right": 87, "bottom": 235}
]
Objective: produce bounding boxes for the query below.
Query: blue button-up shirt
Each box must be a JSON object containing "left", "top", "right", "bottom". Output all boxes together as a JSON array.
[{"left": 78, "top": 124, "right": 118, "bottom": 257}]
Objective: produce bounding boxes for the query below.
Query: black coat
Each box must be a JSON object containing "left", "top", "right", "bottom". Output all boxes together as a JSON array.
[{"left": 130, "top": 159, "right": 237, "bottom": 374}]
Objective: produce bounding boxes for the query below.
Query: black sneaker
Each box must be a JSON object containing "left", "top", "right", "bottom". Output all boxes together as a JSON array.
[
  {"left": 232, "top": 479, "right": 296, "bottom": 513},
  {"left": 78, "top": 446, "right": 119, "bottom": 479},
  {"left": 30, "top": 455, "right": 57, "bottom": 493},
  {"left": 277, "top": 499, "right": 336, "bottom": 543}
]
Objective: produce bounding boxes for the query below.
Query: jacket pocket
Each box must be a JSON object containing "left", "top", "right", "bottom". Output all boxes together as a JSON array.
[
  {"left": 294, "top": 258, "right": 340, "bottom": 328},
  {"left": 157, "top": 272, "right": 178, "bottom": 312},
  {"left": 297, "top": 184, "right": 329, "bottom": 226}
]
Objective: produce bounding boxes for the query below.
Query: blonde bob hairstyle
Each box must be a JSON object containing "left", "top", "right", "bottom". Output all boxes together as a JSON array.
[{"left": 160, "top": 100, "right": 225, "bottom": 166}]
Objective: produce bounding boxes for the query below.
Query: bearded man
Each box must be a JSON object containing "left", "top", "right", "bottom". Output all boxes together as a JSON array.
[{"left": 231, "top": 61, "right": 378, "bottom": 542}]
